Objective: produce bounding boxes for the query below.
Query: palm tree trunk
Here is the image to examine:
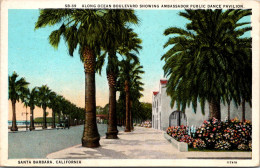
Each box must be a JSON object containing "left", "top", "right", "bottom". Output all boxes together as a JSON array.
[
  {"left": 106, "top": 84, "right": 118, "bottom": 138},
  {"left": 82, "top": 47, "right": 100, "bottom": 148},
  {"left": 11, "top": 100, "right": 18, "bottom": 131},
  {"left": 52, "top": 110, "right": 55, "bottom": 128},
  {"left": 106, "top": 72, "right": 118, "bottom": 139},
  {"left": 209, "top": 99, "right": 221, "bottom": 120},
  {"left": 29, "top": 107, "right": 35, "bottom": 131},
  {"left": 130, "top": 100, "right": 134, "bottom": 130},
  {"left": 125, "top": 80, "right": 131, "bottom": 132},
  {"left": 242, "top": 98, "right": 245, "bottom": 122},
  {"left": 42, "top": 106, "right": 47, "bottom": 129}
]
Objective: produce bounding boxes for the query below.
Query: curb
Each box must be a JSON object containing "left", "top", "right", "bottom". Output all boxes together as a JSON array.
[{"left": 164, "top": 133, "right": 188, "bottom": 152}]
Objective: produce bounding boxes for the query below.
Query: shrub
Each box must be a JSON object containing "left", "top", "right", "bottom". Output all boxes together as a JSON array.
[
  {"left": 192, "top": 138, "right": 207, "bottom": 149},
  {"left": 166, "top": 118, "right": 252, "bottom": 151},
  {"left": 166, "top": 125, "right": 189, "bottom": 140},
  {"left": 195, "top": 118, "right": 252, "bottom": 150}
]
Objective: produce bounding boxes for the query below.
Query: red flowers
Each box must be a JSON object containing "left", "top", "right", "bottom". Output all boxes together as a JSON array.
[{"left": 166, "top": 118, "right": 252, "bottom": 151}]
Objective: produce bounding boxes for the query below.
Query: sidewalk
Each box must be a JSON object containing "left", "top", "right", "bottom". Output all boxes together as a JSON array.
[
  {"left": 46, "top": 127, "right": 252, "bottom": 159},
  {"left": 47, "top": 127, "right": 182, "bottom": 159}
]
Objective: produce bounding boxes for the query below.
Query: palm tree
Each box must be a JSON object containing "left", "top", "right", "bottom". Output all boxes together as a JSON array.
[
  {"left": 35, "top": 9, "right": 143, "bottom": 145},
  {"left": 118, "top": 55, "right": 142, "bottom": 132},
  {"left": 105, "top": 55, "right": 120, "bottom": 138},
  {"left": 21, "top": 88, "right": 30, "bottom": 130},
  {"left": 48, "top": 91, "right": 58, "bottom": 128},
  {"left": 35, "top": 9, "right": 111, "bottom": 147},
  {"left": 161, "top": 9, "right": 251, "bottom": 120},
  {"left": 118, "top": 58, "right": 132, "bottom": 132},
  {"left": 21, "top": 87, "right": 39, "bottom": 131},
  {"left": 118, "top": 29, "right": 142, "bottom": 132},
  {"left": 129, "top": 68, "right": 144, "bottom": 129},
  {"left": 117, "top": 60, "right": 144, "bottom": 130},
  {"left": 38, "top": 85, "right": 52, "bottom": 129},
  {"left": 115, "top": 29, "right": 142, "bottom": 129},
  {"left": 8, "top": 72, "right": 29, "bottom": 131},
  {"left": 101, "top": 10, "right": 140, "bottom": 138}
]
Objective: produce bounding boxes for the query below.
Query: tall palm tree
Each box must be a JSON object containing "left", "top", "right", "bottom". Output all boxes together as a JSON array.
[
  {"left": 118, "top": 29, "right": 142, "bottom": 132},
  {"left": 21, "top": 88, "right": 30, "bottom": 130},
  {"left": 117, "top": 60, "right": 144, "bottom": 130},
  {"left": 57, "top": 95, "right": 64, "bottom": 126},
  {"left": 38, "top": 85, "right": 52, "bottom": 129},
  {"left": 8, "top": 72, "right": 29, "bottom": 131},
  {"left": 48, "top": 91, "right": 58, "bottom": 128},
  {"left": 118, "top": 58, "right": 132, "bottom": 132},
  {"left": 35, "top": 9, "right": 143, "bottom": 144},
  {"left": 105, "top": 55, "right": 120, "bottom": 138},
  {"left": 118, "top": 55, "right": 142, "bottom": 132},
  {"left": 116, "top": 29, "right": 142, "bottom": 129},
  {"left": 161, "top": 9, "right": 251, "bottom": 120},
  {"left": 21, "top": 87, "right": 39, "bottom": 131},
  {"left": 129, "top": 69, "right": 144, "bottom": 130},
  {"left": 101, "top": 10, "right": 140, "bottom": 138},
  {"left": 35, "top": 9, "right": 111, "bottom": 147}
]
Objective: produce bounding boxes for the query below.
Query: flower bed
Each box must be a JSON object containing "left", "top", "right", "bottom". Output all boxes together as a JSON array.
[
  {"left": 140, "top": 120, "right": 152, "bottom": 128},
  {"left": 166, "top": 125, "right": 194, "bottom": 146},
  {"left": 166, "top": 118, "right": 252, "bottom": 151}
]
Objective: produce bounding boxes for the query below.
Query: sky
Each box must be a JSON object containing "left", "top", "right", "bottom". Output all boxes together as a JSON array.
[
  {"left": 8, "top": 9, "right": 188, "bottom": 108},
  {"left": 8, "top": 9, "right": 250, "bottom": 108}
]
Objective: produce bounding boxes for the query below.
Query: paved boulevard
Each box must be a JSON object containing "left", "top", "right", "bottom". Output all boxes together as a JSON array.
[{"left": 8, "top": 124, "right": 123, "bottom": 159}]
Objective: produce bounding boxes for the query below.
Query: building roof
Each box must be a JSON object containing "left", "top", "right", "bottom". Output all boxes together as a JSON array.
[
  {"left": 160, "top": 80, "right": 167, "bottom": 84},
  {"left": 153, "top": 91, "right": 159, "bottom": 96}
]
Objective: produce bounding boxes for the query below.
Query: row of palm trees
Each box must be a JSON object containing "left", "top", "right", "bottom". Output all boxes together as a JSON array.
[
  {"left": 9, "top": 71, "right": 84, "bottom": 131},
  {"left": 34, "top": 9, "right": 144, "bottom": 147},
  {"left": 162, "top": 9, "right": 252, "bottom": 121},
  {"left": 117, "top": 58, "right": 145, "bottom": 131}
]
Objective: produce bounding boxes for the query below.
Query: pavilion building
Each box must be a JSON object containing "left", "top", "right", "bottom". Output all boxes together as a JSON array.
[{"left": 152, "top": 79, "right": 252, "bottom": 131}]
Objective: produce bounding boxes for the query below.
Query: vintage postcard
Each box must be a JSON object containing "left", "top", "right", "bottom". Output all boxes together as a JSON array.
[{"left": 0, "top": 0, "right": 259, "bottom": 167}]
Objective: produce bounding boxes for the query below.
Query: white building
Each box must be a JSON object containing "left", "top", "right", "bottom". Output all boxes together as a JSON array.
[{"left": 152, "top": 79, "right": 252, "bottom": 131}]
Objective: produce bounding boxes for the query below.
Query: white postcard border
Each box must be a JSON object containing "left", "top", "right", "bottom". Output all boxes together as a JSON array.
[{"left": 0, "top": 0, "right": 259, "bottom": 167}]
